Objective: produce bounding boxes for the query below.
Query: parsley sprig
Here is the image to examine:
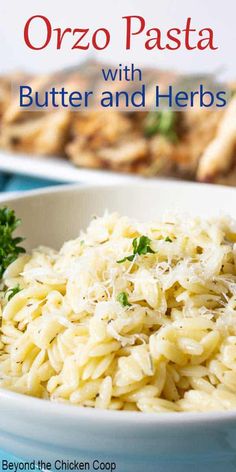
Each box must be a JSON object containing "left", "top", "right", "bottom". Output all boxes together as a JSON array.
[
  {"left": 117, "top": 235, "right": 155, "bottom": 264},
  {"left": 117, "top": 292, "right": 131, "bottom": 307},
  {"left": 0, "top": 207, "right": 25, "bottom": 279}
]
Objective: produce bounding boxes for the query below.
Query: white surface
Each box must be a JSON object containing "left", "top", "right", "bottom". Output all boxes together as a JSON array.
[
  {"left": 1, "top": 182, "right": 236, "bottom": 471},
  {"left": 0, "top": 150, "right": 144, "bottom": 184}
]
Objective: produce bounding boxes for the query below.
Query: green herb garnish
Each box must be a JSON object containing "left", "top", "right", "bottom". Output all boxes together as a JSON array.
[
  {"left": 144, "top": 110, "right": 177, "bottom": 141},
  {"left": 6, "top": 284, "right": 22, "bottom": 301},
  {"left": 165, "top": 236, "right": 172, "bottom": 242},
  {"left": 117, "top": 235, "right": 155, "bottom": 263},
  {"left": 117, "top": 291, "right": 131, "bottom": 307},
  {"left": 0, "top": 207, "right": 25, "bottom": 279}
]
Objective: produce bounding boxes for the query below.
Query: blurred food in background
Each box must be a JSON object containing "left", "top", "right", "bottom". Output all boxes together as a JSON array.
[{"left": 0, "top": 61, "right": 235, "bottom": 184}]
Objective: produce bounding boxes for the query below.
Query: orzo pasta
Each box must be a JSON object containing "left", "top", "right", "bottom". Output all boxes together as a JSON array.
[{"left": 1, "top": 212, "right": 236, "bottom": 412}]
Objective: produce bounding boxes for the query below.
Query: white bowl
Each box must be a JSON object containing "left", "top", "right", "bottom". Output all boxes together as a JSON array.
[{"left": 1, "top": 182, "right": 236, "bottom": 472}]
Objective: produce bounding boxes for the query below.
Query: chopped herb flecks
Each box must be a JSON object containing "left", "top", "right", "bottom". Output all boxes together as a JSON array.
[
  {"left": 165, "top": 236, "right": 173, "bottom": 242},
  {"left": 144, "top": 110, "right": 177, "bottom": 142},
  {"left": 117, "top": 235, "right": 155, "bottom": 263},
  {"left": 117, "top": 291, "right": 131, "bottom": 307},
  {"left": 6, "top": 284, "right": 22, "bottom": 301}
]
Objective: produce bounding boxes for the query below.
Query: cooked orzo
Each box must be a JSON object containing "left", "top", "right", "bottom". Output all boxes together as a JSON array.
[{"left": 1, "top": 212, "right": 236, "bottom": 412}]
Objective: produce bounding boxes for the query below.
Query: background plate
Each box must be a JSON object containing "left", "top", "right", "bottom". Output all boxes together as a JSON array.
[{"left": 0, "top": 151, "right": 146, "bottom": 185}]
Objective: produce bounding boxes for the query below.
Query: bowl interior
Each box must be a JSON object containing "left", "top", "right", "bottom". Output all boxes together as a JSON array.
[{"left": 0, "top": 182, "right": 235, "bottom": 250}]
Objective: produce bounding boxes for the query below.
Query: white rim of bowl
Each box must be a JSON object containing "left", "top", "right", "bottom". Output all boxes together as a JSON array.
[{"left": 1, "top": 386, "right": 236, "bottom": 425}]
